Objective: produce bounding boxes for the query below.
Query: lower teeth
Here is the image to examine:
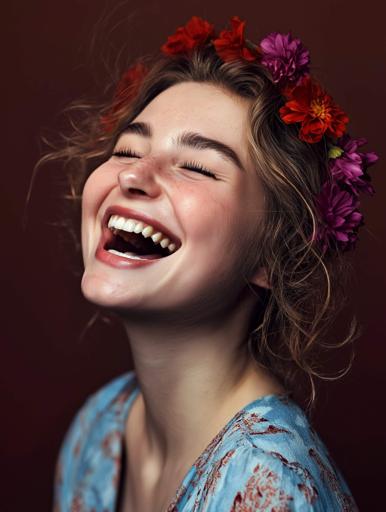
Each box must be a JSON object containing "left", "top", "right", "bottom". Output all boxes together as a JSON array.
[{"left": 107, "top": 249, "right": 154, "bottom": 260}]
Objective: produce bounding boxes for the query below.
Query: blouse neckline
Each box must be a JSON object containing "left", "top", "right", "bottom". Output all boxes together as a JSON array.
[{"left": 115, "top": 372, "right": 292, "bottom": 511}]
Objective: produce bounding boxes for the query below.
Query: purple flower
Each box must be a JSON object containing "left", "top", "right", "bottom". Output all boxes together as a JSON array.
[
  {"left": 315, "top": 181, "right": 364, "bottom": 252},
  {"left": 260, "top": 32, "right": 310, "bottom": 86},
  {"left": 329, "top": 135, "right": 378, "bottom": 196}
]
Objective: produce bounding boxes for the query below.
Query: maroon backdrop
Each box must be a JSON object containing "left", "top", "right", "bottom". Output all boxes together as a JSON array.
[{"left": 2, "top": 1, "right": 385, "bottom": 510}]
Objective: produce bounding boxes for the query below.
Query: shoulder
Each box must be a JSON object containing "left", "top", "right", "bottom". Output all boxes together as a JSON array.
[
  {"left": 53, "top": 371, "right": 137, "bottom": 507},
  {"left": 60, "top": 370, "right": 136, "bottom": 441},
  {"left": 197, "top": 395, "right": 358, "bottom": 511}
]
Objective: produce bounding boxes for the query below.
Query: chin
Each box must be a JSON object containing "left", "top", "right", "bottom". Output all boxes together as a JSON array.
[
  {"left": 81, "top": 268, "right": 155, "bottom": 311},
  {"left": 81, "top": 271, "right": 124, "bottom": 307}
]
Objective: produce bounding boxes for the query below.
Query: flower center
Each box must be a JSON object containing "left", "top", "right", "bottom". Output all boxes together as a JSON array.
[{"left": 310, "top": 99, "right": 329, "bottom": 120}]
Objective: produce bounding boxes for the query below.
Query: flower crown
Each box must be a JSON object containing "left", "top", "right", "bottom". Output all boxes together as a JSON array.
[{"left": 103, "top": 15, "right": 378, "bottom": 255}]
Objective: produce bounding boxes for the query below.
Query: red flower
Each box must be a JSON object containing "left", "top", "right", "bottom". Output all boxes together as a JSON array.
[
  {"left": 279, "top": 76, "right": 349, "bottom": 143},
  {"left": 114, "top": 63, "right": 148, "bottom": 101},
  {"left": 161, "top": 16, "right": 215, "bottom": 56},
  {"left": 213, "top": 16, "right": 259, "bottom": 62},
  {"left": 101, "top": 62, "right": 148, "bottom": 133}
]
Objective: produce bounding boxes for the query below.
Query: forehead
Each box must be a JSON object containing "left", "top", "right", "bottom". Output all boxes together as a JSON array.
[{"left": 133, "top": 81, "right": 251, "bottom": 150}]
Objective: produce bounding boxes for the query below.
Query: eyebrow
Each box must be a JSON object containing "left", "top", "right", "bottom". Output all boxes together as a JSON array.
[{"left": 121, "top": 121, "right": 245, "bottom": 171}]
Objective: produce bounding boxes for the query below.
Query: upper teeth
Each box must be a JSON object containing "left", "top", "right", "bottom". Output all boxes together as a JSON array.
[{"left": 107, "top": 215, "right": 177, "bottom": 253}]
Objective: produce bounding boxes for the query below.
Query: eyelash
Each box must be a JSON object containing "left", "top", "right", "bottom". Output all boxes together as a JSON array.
[{"left": 112, "top": 148, "right": 217, "bottom": 179}]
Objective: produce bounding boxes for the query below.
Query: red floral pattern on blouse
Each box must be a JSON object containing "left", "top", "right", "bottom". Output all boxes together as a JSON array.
[
  {"left": 231, "top": 463, "right": 294, "bottom": 511},
  {"left": 53, "top": 371, "right": 358, "bottom": 511}
]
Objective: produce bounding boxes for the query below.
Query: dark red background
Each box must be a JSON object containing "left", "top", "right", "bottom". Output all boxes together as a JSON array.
[{"left": 2, "top": 1, "right": 385, "bottom": 510}]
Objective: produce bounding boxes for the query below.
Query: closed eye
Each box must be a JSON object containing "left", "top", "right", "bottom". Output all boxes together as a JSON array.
[
  {"left": 181, "top": 160, "right": 217, "bottom": 179},
  {"left": 111, "top": 148, "right": 218, "bottom": 179},
  {"left": 112, "top": 148, "right": 140, "bottom": 159}
]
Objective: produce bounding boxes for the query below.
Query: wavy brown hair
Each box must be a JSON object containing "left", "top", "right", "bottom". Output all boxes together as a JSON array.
[{"left": 27, "top": 46, "right": 359, "bottom": 412}]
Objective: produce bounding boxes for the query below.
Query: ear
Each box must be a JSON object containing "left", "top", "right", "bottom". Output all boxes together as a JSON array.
[{"left": 249, "top": 266, "right": 271, "bottom": 290}]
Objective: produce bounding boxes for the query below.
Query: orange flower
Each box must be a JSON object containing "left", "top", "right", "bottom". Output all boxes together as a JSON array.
[
  {"left": 213, "top": 16, "right": 259, "bottom": 62},
  {"left": 279, "top": 76, "right": 349, "bottom": 143},
  {"left": 101, "top": 62, "right": 148, "bottom": 133},
  {"left": 161, "top": 16, "right": 215, "bottom": 56}
]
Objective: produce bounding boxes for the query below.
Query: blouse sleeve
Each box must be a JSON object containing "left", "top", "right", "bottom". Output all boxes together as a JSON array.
[
  {"left": 52, "top": 395, "right": 93, "bottom": 511},
  {"left": 52, "top": 372, "right": 135, "bottom": 511},
  {"left": 200, "top": 444, "right": 358, "bottom": 512}
]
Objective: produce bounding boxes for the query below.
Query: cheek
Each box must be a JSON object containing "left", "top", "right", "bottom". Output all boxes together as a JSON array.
[
  {"left": 176, "top": 181, "right": 243, "bottom": 257},
  {"left": 178, "top": 190, "right": 222, "bottom": 248},
  {"left": 81, "top": 165, "right": 116, "bottom": 223},
  {"left": 81, "top": 166, "right": 115, "bottom": 255}
]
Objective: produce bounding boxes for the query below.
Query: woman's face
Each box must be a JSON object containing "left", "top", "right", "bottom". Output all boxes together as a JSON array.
[{"left": 81, "top": 81, "right": 267, "bottom": 320}]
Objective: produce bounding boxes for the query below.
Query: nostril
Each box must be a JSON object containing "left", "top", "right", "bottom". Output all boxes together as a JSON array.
[{"left": 128, "top": 188, "right": 147, "bottom": 195}]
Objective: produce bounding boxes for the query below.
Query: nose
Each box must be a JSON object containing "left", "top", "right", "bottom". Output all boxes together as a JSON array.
[{"left": 117, "top": 159, "right": 163, "bottom": 198}]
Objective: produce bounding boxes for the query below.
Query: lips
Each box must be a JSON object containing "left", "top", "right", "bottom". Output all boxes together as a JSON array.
[{"left": 101, "top": 205, "right": 182, "bottom": 250}]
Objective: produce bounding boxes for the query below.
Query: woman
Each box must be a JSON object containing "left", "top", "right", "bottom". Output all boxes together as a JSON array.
[{"left": 50, "top": 16, "right": 378, "bottom": 511}]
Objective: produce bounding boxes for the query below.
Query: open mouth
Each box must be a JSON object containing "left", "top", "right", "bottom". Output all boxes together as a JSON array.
[
  {"left": 102, "top": 213, "right": 182, "bottom": 261},
  {"left": 104, "top": 229, "right": 172, "bottom": 259}
]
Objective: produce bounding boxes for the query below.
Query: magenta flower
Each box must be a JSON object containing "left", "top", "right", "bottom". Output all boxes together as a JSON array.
[
  {"left": 260, "top": 32, "right": 310, "bottom": 86},
  {"left": 315, "top": 181, "right": 364, "bottom": 252},
  {"left": 329, "top": 135, "right": 378, "bottom": 196}
]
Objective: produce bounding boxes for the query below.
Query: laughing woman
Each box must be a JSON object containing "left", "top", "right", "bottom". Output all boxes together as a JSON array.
[{"left": 49, "top": 16, "right": 378, "bottom": 512}]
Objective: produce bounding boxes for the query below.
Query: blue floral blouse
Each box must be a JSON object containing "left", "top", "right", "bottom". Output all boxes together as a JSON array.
[{"left": 53, "top": 371, "right": 358, "bottom": 511}]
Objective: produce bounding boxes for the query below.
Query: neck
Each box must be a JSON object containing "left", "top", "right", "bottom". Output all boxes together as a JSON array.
[{"left": 117, "top": 290, "right": 284, "bottom": 478}]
